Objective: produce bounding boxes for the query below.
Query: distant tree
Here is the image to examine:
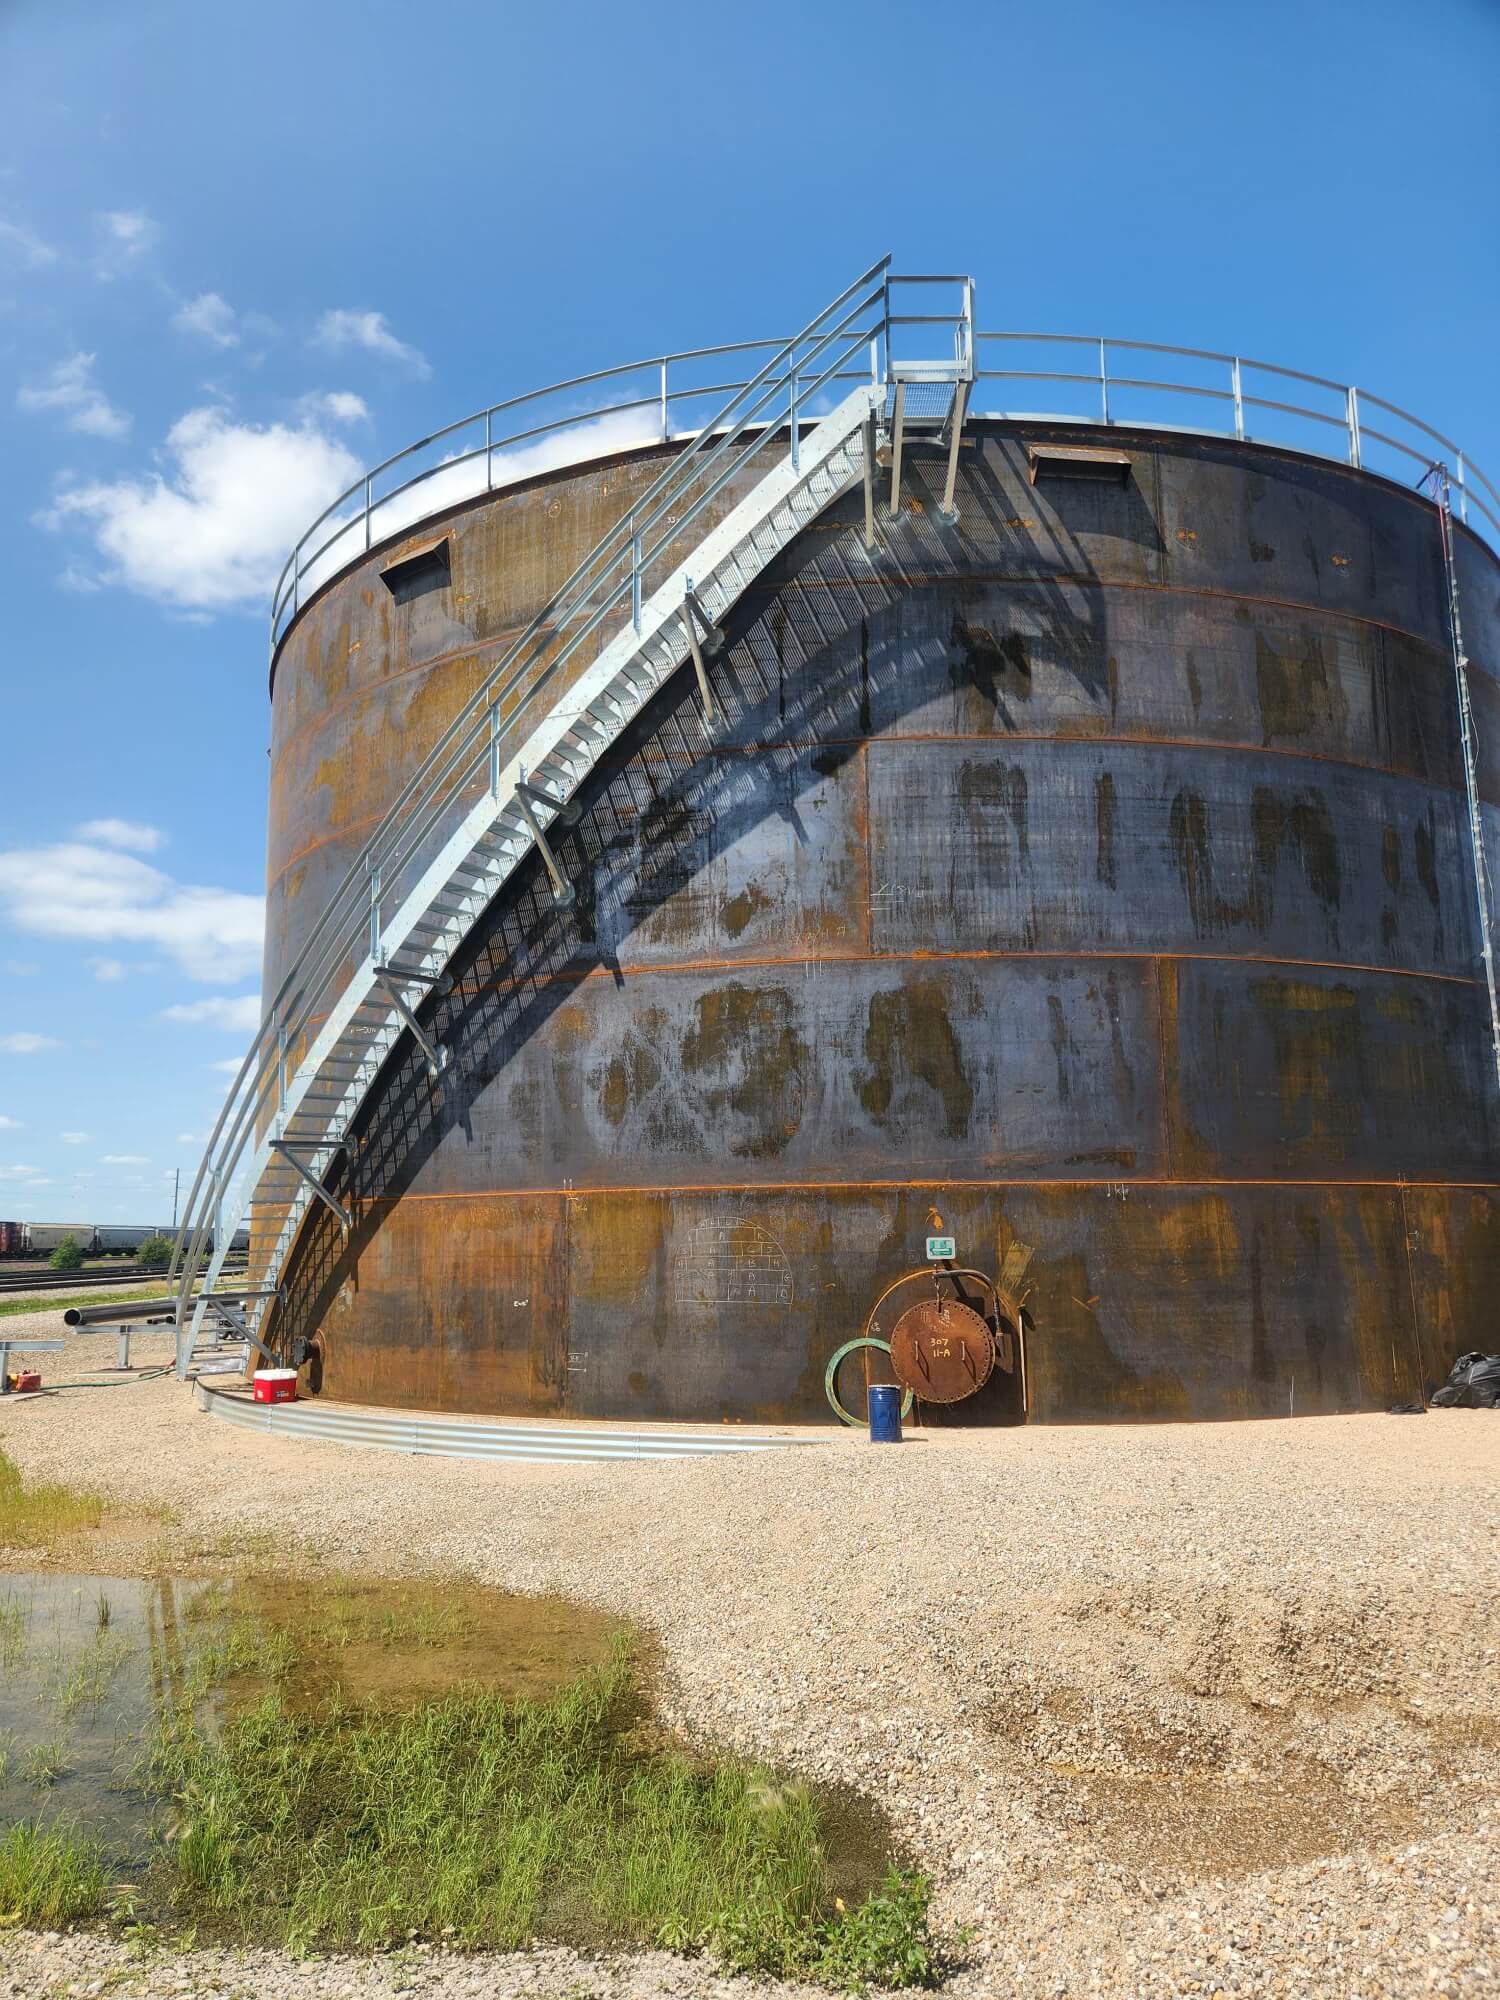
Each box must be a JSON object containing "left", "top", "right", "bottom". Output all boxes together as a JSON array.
[
  {"left": 136, "top": 1233, "right": 173, "bottom": 1272},
  {"left": 48, "top": 1234, "right": 84, "bottom": 1271}
]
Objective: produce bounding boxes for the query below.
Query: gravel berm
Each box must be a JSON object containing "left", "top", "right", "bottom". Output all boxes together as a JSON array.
[{"left": 2, "top": 1323, "right": 1497, "bottom": 1998}]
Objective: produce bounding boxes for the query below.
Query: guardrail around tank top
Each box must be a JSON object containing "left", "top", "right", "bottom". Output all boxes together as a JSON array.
[{"left": 271, "top": 316, "right": 1500, "bottom": 650}]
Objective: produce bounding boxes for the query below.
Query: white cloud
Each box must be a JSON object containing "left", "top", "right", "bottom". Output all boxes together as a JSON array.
[
  {"left": 162, "top": 993, "right": 261, "bottom": 1033},
  {"left": 298, "top": 390, "right": 368, "bottom": 426},
  {"left": 0, "top": 1115, "right": 21, "bottom": 1129},
  {"left": 208, "top": 1057, "right": 245, "bottom": 1075},
  {"left": 43, "top": 404, "right": 362, "bottom": 612},
  {"left": 489, "top": 405, "right": 662, "bottom": 489},
  {"left": 96, "top": 209, "right": 159, "bottom": 274},
  {"left": 290, "top": 404, "right": 664, "bottom": 607},
  {"left": 175, "top": 1131, "right": 204, "bottom": 1146},
  {"left": 314, "top": 308, "right": 429, "bottom": 378},
  {"left": 0, "top": 837, "right": 262, "bottom": 984},
  {"left": 102, "top": 1154, "right": 148, "bottom": 1165},
  {"left": 4, "top": 962, "right": 39, "bottom": 977},
  {"left": 0, "top": 1033, "right": 61, "bottom": 1054},
  {"left": 173, "top": 291, "right": 238, "bottom": 347},
  {"left": 18, "top": 353, "right": 131, "bottom": 440},
  {"left": 75, "top": 818, "right": 164, "bottom": 853},
  {"left": 0, "top": 217, "right": 58, "bottom": 267},
  {"left": 89, "top": 957, "right": 127, "bottom": 982},
  {"left": 0, "top": 1166, "right": 48, "bottom": 1185},
  {"left": 59, "top": 1132, "right": 90, "bottom": 1145}
]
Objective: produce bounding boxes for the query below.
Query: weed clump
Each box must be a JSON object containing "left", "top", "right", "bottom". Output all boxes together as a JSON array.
[
  {"left": 0, "top": 1820, "right": 107, "bottom": 1926},
  {"left": 148, "top": 1639, "right": 946, "bottom": 1984},
  {"left": 711, "top": 1865, "right": 949, "bottom": 1991},
  {"left": 0, "top": 1451, "right": 105, "bottom": 1550}
]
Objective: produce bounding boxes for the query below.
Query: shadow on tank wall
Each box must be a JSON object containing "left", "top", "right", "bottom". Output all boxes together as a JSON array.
[{"left": 264, "top": 428, "right": 1499, "bottom": 1422}]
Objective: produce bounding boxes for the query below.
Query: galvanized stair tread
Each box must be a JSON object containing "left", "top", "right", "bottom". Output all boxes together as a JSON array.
[{"left": 178, "top": 379, "right": 881, "bottom": 1373}]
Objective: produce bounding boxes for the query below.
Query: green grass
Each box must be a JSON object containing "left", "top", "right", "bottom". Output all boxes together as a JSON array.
[
  {"left": 0, "top": 1820, "right": 108, "bottom": 1928},
  {"left": 53, "top": 1631, "right": 133, "bottom": 1722},
  {"left": 181, "top": 1617, "right": 296, "bottom": 1699},
  {"left": 0, "top": 1449, "right": 105, "bottom": 1548},
  {"left": 0, "top": 1597, "right": 26, "bottom": 1670},
  {"left": 0, "top": 1286, "right": 169, "bottom": 1320},
  {"left": 712, "top": 1864, "right": 949, "bottom": 1990},
  {"left": 146, "top": 1640, "right": 947, "bottom": 1984},
  {"left": 309, "top": 1594, "right": 478, "bottom": 1653},
  {"left": 20, "top": 1737, "right": 68, "bottom": 1790}
]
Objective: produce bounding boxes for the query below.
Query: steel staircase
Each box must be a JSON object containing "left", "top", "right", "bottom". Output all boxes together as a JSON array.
[
  {"left": 183, "top": 1289, "right": 278, "bottom": 1377},
  {"left": 169, "top": 259, "right": 976, "bottom": 1378}
]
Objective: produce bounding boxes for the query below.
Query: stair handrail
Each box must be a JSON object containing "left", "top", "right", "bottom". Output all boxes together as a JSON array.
[
  {"left": 170, "top": 255, "right": 892, "bottom": 1326},
  {"left": 271, "top": 332, "right": 853, "bottom": 643}
]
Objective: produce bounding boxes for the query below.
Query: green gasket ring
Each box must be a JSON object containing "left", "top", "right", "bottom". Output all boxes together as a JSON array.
[{"left": 824, "top": 1337, "right": 916, "bottom": 1428}]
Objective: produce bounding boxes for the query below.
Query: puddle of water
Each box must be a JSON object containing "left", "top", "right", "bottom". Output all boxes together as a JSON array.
[
  {"left": 0, "top": 1571, "right": 630, "bottom": 1871},
  {"left": 0, "top": 1570, "right": 894, "bottom": 1917},
  {"left": 216, "top": 1572, "right": 623, "bottom": 1712},
  {"left": 0, "top": 1572, "right": 169, "bottom": 1865}
]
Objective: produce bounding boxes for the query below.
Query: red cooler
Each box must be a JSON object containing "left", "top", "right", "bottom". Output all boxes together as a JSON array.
[{"left": 252, "top": 1368, "right": 299, "bottom": 1404}]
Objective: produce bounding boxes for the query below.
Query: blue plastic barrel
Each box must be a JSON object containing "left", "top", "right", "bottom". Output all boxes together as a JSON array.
[{"left": 867, "top": 1382, "right": 903, "bottom": 1443}]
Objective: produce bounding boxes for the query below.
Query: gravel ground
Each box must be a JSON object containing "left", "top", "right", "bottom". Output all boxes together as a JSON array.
[{"left": 1, "top": 1323, "right": 1498, "bottom": 1998}]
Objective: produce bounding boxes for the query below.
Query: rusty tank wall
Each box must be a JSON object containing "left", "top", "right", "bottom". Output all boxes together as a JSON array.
[{"left": 262, "top": 421, "right": 1500, "bottom": 1423}]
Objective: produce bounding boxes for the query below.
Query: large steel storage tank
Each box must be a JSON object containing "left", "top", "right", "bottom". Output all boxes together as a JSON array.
[{"left": 259, "top": 312, "right": 1500, "bottom": 1425}]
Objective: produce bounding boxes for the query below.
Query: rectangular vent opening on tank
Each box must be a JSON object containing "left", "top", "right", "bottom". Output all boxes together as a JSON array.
[
  {"left": 380, "top": 536, "right": 452, "bottom": 605},
  {"left": 1027, "top": 443, "right": 1134, "bottom": 485}
]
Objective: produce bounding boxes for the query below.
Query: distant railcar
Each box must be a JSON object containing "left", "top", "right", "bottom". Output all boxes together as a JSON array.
[
  {"left": 26, "top": 1223, "right": 99, "bottom": 1255},
  {"left": 95, "top": 1224, "right": 174, "bottom": 1255},
  {"left": 0, "top": 1220, "right": 24, "bottom": 1257}
]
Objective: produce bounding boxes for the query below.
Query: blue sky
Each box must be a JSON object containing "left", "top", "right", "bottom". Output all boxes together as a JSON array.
[{"left": 0, "top": 0, "right": 1497, "bottom": 1225}]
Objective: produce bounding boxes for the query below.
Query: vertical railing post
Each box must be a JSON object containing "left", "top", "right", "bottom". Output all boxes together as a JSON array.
[
  {"left": 1232, "top": 358, "right": 1245, "bottom": 441},
  {"left": 485, "top": 408, "right": 493, "bottom": 492},
  {"left": 1346, "top": 386, "right": 1362, "bottom": 468},
  {"left": 1099, "top": 338, "right": 1110, "bottom": 424},
  {"left": 489, "top": 699, "right": 502, "bottom": 798},
  {"left": 364, "top": 474, "right": 372, "bottom": 551},
  {"left": 631, "top": 534, "right": 642, "bottom": 634},
  {"left": 869, "top": 335, "right": 879, "bottom": 387},
  {"left": 368, "top": 864, "right": 382, "bottom": 963},
  {"left": 789, "top": 364, "right": 800, "bottom": 471},
  {"left": 1457, "top": 450, "right": 1469, "bottom": 524},
  {"left": 277, "top": 1023, "right": 289, "bottom": 1114},
  {"left": 660, "top": 359, "right": 669, "bottom": 442}
]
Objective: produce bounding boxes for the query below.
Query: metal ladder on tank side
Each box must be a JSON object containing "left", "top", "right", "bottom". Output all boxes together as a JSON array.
[
  {"left": 1425, "top": 460, "right": 1500, "bottom": 1102},
  {"left": 167, "top": 260, "right": 977, "bottom": 1377}
]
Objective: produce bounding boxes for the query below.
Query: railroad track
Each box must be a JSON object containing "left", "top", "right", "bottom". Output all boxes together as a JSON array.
[{"left": 0, "top": 1265, "right": 248, "bottom": 1297}]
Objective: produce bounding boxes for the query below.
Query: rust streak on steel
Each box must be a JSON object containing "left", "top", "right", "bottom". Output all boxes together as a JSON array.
[
  {"left": 259, "top": 418, "right": 1500, "bottom": 1425},
  {"left": 357, "top": 1175, "right": 1500, "bottom": 1201},
  {"left": 267, "top": 731, "right": 1482, "bottom": 890},
  {"left": 288, "top": 948, "right": 1483, "bottom": 1046}
]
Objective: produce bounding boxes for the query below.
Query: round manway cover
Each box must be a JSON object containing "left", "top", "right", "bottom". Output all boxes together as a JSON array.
[{"left": 889, "top": 1298, "right": 995, "bottom": 1403}]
